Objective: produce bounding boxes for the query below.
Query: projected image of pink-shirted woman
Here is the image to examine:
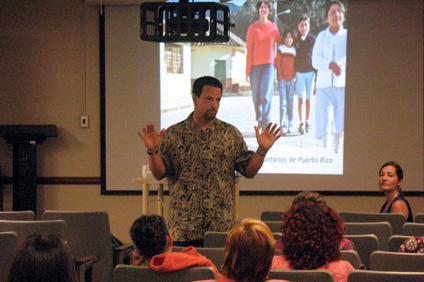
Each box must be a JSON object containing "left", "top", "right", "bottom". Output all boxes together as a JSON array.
[{"left": 246, "top": 1, "right": 282, "bottom": 133}]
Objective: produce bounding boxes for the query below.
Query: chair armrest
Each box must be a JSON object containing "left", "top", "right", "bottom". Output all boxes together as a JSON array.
[
  {"left": 74, "top": 255, "right": 98, "bottom": 282},
  {"left": 113, "top": 243, "right": 135, "bottom": 265}
]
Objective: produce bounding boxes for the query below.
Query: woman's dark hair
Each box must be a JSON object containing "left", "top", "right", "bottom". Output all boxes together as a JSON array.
[
  {"left": 379, "top": 161, "right": 404, "bottom": 193},
  {"left": 281, "top": 29, "right": 294, "bottom": 41},
  {"left": 130, "top": 215, "right": 168, "bottom": 260},
  {"left": 379, "top": 161, "right": 403, "bottom": 181},
  {"left": 256, "top": 1, "right": 273, "bottom": 19},
  {"left": 192, "top": 76, "right": 223, "bottom": 98},
  {"left": 298, "top": 14, "right": 311, "bottom": 26},
  {"left": 281, "top": 202, "right": 345, "bottom": 270},
  {"left": 324, "top": 0, "right": 346, "bottom": 20},
  {"left": 8, "top": 233, "right": 78, "bottom": 282}
]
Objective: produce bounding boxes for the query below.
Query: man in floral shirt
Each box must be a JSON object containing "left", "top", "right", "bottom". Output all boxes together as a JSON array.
[{"left": 138, "top": 76, "right": 281, "bottom": 247}]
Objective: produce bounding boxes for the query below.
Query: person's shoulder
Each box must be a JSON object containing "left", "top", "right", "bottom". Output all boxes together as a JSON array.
[
  {"left": 327, "top": 259, "right": 354, "bottom": 271},
  {"left": 271, "top": 255, "right": 291, "bottom": 270},
  {"left": 215, "top": 119, "right": 238, "bottom": 131},
  {"left": 308, "top": 32, "right": 317, "bottom": 39},
  {"left": 392, "top": 198, "right": 408, "bottom": 208},
  {"left": 166, "top": 115, "right": 193, "bottom": 132}
]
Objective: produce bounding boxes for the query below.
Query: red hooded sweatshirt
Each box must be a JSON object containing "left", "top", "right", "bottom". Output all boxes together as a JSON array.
[{"left": 150, "top": 246, "right": 224, "bottom": 280}]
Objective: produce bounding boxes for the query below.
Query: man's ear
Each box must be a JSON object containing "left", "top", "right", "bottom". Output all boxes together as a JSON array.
[{"left": 192, "top": 94, "right": 197, "bottom": 106}]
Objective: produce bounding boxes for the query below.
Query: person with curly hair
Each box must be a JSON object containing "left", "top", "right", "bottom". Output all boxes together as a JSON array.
[
  {"left": 129, "top": 214, "right": 223, "bottom": 279},
  {"left": 221, "top": 218, "right": 289, "bottom": 282},
  {"left": 271, "top": 201, "right": 354, "bottom": 282},
  {"left": 8, "top": 233, "right": 78, "bottom": 282},
  {"left": 276, "top": 191, "right": 356, "bottom": 252}
]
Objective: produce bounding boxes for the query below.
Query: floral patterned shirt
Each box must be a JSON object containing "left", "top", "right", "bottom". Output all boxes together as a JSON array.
[
  {"left": 160, "top": 113, "right": 253, "bottom": 242},
  {"left": 398, "top": 237, "right": 424, "bottom": 253}
]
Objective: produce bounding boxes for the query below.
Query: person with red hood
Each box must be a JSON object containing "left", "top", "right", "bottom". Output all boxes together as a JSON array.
[{"left": 130, "top": 214, "right": 223, "bottom": 280}]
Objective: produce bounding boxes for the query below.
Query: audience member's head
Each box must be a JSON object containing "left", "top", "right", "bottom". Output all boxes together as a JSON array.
[
  {"left": 281, "top": 201, "right": 345, "bottom": 270},
  {"left": 130, "top": 214, "right": 172, "bottom": 264},
  {"left": 292, "top": 191, "right": 326, "bottom": 205},
  {"left": 222, "top": 218, "right": 275, "bottom": 282},
  {"left": 8, "top": 233, "right": 78, "bottom": 282},
  {"left": 379, "top": 161, "right": 404, "bottom": 193}
]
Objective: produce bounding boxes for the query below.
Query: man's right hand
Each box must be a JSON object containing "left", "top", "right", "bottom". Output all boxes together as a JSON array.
[{"left": 137, "top": 123, "right": 165, "bottom": 152}]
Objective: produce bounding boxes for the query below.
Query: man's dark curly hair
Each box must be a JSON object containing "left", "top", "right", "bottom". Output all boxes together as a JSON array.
[
  {"left": 280, "top": 201, "right": 345, "bottom": 269},
  {"left": 130, "top": 215, "right": 168, "bottom": 260}
]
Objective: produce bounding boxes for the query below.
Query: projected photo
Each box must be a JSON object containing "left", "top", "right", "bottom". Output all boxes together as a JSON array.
[{"left": 160, "top": 0, "right": 348, "bottom": 175}]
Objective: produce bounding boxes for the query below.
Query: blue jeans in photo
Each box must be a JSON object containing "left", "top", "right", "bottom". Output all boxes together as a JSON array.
[
  {"left": 278, "top": 78, "right": 295, "bottom": 131},
  {"left": 250, "top": 64, "right": 275, "bottom": 129}
]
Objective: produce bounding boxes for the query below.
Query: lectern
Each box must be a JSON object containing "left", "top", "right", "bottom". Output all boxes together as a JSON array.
[{"left": 0, "top": 125, "right": 58, "bottom": 213}]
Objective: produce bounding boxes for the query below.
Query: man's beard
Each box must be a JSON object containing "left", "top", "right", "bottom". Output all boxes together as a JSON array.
[{"left": 203, "top": 110, "right": 216, "bottom": 121}]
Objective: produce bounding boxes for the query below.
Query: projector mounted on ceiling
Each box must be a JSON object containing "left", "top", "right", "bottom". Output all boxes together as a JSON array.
[{"left": 140, "top": 0, "right": 234, "bottom": 43}]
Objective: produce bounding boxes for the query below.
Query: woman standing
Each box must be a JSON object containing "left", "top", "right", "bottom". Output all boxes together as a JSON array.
[
  {"left": 312, "top": 1, "right": 347, "bottom": 153},
  {"left": 379, "top": 161, "right": 413, "bottom": 222},
  {"left": 246, "top": 1, "right": 282, "bottom": 132}
]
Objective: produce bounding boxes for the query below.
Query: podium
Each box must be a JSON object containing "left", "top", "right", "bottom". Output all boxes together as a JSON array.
[
  {"left": 132, "top": 177, "right": 167, "bottom": 216},
  {"left": 0, "top": 125, "right": 58, "bottom": 213},
  {"left": 132, "top": 177, "right": 240, "bottom": 219}
]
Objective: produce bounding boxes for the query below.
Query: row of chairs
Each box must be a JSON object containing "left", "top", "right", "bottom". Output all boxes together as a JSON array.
[
  {"left": 261, "top": 211, "right": 424, "bottom": 268},
  {"left": 202, "top": 230, "right": 423, "bottom": 271},
  {"left": 112, "top": 265, "right": 424, "bottom": 282},
  {"left": 264, "top": 220, "right": 423, "bottom": 238},
  {"left": 1, "top": 211, "right": 422, "bottom": 282},
  {"left": 0, "top": 210, "right": 134, "bottom": 282},
  {"left": 261, "top": 211, "right": 424, "bottom": 235}
]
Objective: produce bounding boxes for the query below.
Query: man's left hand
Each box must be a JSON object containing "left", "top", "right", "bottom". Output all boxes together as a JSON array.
[{"left": 254, "top": 122, "right": 282, "bottom": 155}]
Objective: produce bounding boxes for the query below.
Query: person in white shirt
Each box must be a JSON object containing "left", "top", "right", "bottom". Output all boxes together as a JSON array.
[{"left": 312, "top": 1, "right": 347, "bottom": 153}]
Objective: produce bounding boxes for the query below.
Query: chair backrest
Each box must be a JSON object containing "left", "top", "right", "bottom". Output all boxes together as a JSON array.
[
  {"left": 340, "top": 250, "right": 362, "bottom": 269},
  {"left": 113, "top": 265, "right": 217, "bottom": 282},
  {"left": 172, "top": 246, "right": 224, "bottom": 270},
  {"left": 264, "top": 221, "right": 282, "bottom": 233},
  {"left": 0, "top": 232, "right": 18, "bottom": 282},
  {"left": 340, "top": 212, "right": 405, "bottom": 235},
  {"left": 0, "top": 211, "right": 35, "bottom": 220},
  {"left": 389, "top": 235, "right": 413, "bottom": 252},
  {"left": 261, "top": 211, "right": 285, "bottom": 221},
  {"left": 415, "top": 213, "right": 424, "bottom": 223},
  {"left": 344, "top": 234, "right": 379, "bottom": 270},
  {"left": 204, "top": 231, "right": 228, "bottom": 248},
  {"left": 370, "top": 251, "right": 424, "bottom": 272},
  {"left": 403, "top": 223, "right": 424, "bottom": 236},
  {"left": 43, "top": 210, "right": 113, "bottom": 282},
  {"left": 344, "top": 222, "right": 391, "bottom": 251},
  {"left": 348, "top": 270, "right": 424, "bottom": 282},
  {"left": 268, "top": 269, "right": 334, "bottom": 282},
  {"left": 0, "top": 219, "right": 66, "bottom": 245}
]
